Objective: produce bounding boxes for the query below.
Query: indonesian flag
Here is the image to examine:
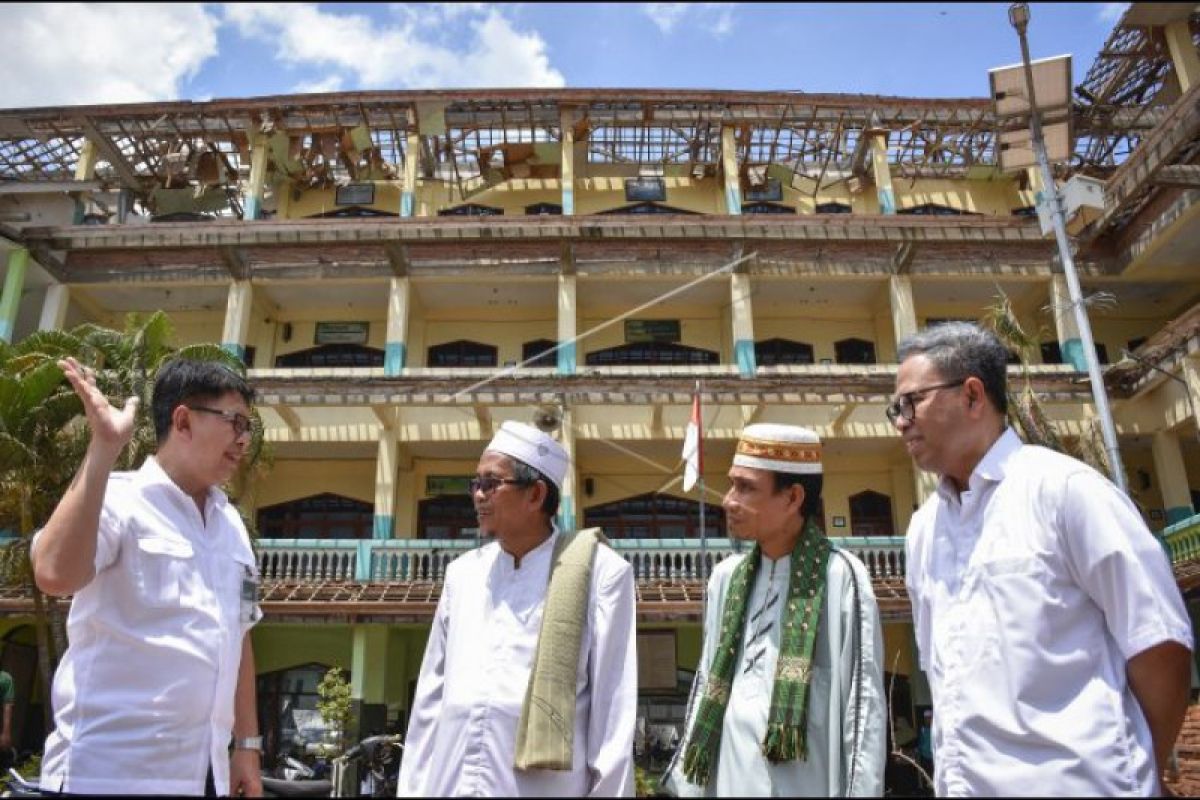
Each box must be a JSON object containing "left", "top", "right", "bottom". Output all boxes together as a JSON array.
[{"left": 682, "top": 389, "right": 702, "bottom": 492}]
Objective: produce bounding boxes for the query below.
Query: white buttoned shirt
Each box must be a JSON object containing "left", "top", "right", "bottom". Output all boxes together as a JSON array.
[
  {"left": 398, "top": 527, "right": 638, "bottom": 797},
  {"left": 37, "top": 456, "right": 261, "bottom": 796},
  {"left": 905, "top": 429, "right": 1193, "bottom": 796}
]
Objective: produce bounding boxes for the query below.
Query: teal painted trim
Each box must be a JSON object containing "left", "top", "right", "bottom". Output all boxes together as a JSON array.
[
  {"left": 384, "top": 342, "right": 406, "bottom": 376},
  {"left": 355, "top": 540, "right": 374, "bottom": 581},
  {"left": 372, "top": 514, "right": 393, "bottom": 541},
  {"left": 878, "top": 187, "right": 896, "bottom": 215},
  {"left": 244, "top": 195, "right": 261, "bottom": 221},
  {"left": 72, "top": 198, "right": 85, "bottom": 225},
  {"left": 400, "top": 191, "right": 414, "bottom": 218},
  {"left": 221, "top": 342, "right": 246, "bottom": 361},
  {"left": 0, "top": 249, "right": 28, "bottom": 345},
  {"left": 1061, "top": 338, "right": 1086, "bottom": 371},
  {"left": 724, "top": 185, "right": 742, "bottom": 215},
  {"left": 1167, "top": 506, "right": 1194, "bottom": 526},
  {"left": 557, "top": 341, "right": 576, "bottom": 375},
  {"left": 562, "top": 184, "right": 575, "bottom": 216},
  {"left": 557, "top": 495, "right": 575, "bottom": 532},
  {"left": 734, "top": 339, "right": 756, "bottom": 377},
  {"left": 0, "top": 320, "right": 12, "bottom": 345}
]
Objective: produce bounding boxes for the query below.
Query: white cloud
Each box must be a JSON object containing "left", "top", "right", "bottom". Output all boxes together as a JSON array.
[
  {"left": 0, "top": 3, "right": 219, "bottom": 109},
  {"left": 292, "top": 75, "right": 346, "bottom": 95},
  {"left": 1097, "top": 3, "right": 1128, "bottom": 24},
  {"left": 225, "top": 3, "right": 564, "bottom": 90},
  {"left": 641, "top": 3, "right": 737, "bottom": 37}
]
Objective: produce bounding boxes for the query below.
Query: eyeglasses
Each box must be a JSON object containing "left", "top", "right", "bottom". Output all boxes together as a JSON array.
[
  {"left": 469, "top": 476, "right": 531, "bottom": 495},
  {"left": 885, "top": 380, "right": 966, "bottom": 424},
  {"left": 187, "top": 405, "right": 253, "bottom": 438}
]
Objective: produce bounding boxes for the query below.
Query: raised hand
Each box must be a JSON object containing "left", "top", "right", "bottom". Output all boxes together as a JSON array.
[{"left": 58, "top": 357, "right": 139, "bottom": 458}]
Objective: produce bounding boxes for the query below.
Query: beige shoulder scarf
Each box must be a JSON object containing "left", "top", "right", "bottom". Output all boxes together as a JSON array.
[{"left": 514, "top": 527, "right": 608, "bottom": 771}]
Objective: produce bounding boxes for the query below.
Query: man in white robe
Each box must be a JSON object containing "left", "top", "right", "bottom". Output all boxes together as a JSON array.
[
  {"left": 665, "top": 424, "right": 886, "bottom": 797},
  {"left": 398, "top": 421, "right": 638, "bottom": 797}
]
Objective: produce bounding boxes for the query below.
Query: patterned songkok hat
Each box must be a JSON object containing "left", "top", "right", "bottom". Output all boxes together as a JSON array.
[{"left": 733, "top": 423, "right": 823, "bottom": 475}]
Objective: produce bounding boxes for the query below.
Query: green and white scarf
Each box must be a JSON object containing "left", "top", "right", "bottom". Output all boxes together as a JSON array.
[{"left": 681, "top": 517, "right": 830, "bottom": 786}]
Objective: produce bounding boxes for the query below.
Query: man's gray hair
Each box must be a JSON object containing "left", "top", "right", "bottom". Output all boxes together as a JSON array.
[{"left": 896, "top": 322, "right": 1009, "bottom": 415}]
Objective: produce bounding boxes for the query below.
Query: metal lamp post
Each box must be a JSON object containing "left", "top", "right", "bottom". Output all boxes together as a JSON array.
[{"left": 1008, "top": 2, "right": 1128, "bottom": 493}]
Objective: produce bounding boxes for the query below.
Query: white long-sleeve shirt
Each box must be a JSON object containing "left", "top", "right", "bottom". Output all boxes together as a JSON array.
[
  {"left": 666, "top": 548, "right": 887, "bottom": 797},
  {"left": 398, "top": 527, "right": 638, "bottom": 797},
  {"left": 38, "top": 456, "right": 260, "bottom": 795},
  {"left": 906, "top": 428, "right": 1194, "bottom": 796}
]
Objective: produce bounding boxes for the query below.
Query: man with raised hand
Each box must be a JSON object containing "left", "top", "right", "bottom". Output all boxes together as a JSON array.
[
  {"left": 892, "top": 322, "right": 1193, "bottom": 795},
  {"left": 398, "top": 420, "right": 638, "bottom": 797},
  {"left": 33, "top": 357, "right": 263, "bottom": 796},
  {"left": 665, "top": 423, "right": 886, "bottom": 797}
]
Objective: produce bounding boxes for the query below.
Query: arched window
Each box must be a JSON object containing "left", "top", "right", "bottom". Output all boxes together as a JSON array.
[
  {"left": 585, "top": 341, "right": 719, "bottom": 366},
  {"left": 275, "top": 344, "right": 385, "bottom": 368},
  {"left": 897, "top": 203, "right": 979, "bottom": 216},
  {"left": 439, "top": 204, "right": 503, "bottom": 216},
  {"left": 418, "top": 495, "right": 478, "bottom": 539},
  {"left": 522, "top": 339, "right": 558, "bottom": 367},
  {"left": 849, "top": 490, "right": 894, "bottom": 537},
  {"left": 525, "top": 203, "right": 563, "bottom": 215},
  {"left": 597, "top": 202, "right": 699, "bottom": 215},
  {"left": 741, "top": 202, "right": 795, "bottom": 214},
  {"left": 257, "top": 662, "right": 338, "bottom": 764},
  {"left": 834, "top": 338, "right": 877, "bottom": 365},
  {"left": 307, "top": 207, "right": 398, "bottom": 218},
  {"left": 755, "top": 338, "right": 814, "bottom": 366},
  {"left": 427, "top": 340, "right": 498, "bottom": 367},
  {"left": 584, "top": 493, "right": 726, "bottom": 539},
  {"left": 257, "top": 493, "right": 374, "bottom": 540},
  {"left": 815, "top": 202, "right": 852, "bottom": 214}
]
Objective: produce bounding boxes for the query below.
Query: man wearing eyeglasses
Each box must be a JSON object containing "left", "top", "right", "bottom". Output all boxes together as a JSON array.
[
  {"left": 891, "top": 322, "right": 1192, "bottom": 796},
  {"left": 399, "top": 420, "right": 637, "bottom": 797},
  {"left": 32, "top": 357, "right": 263, "bottom": 796}
]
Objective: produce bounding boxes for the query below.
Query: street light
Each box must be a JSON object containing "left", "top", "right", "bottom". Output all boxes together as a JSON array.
[{"left": 1005, "top": 2, "right": 1128, "bottom": 493}]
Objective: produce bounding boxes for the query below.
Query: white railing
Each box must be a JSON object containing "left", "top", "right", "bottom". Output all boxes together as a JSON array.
[{"left": 255, "top": 536, "right": 908, "bottom": 584}]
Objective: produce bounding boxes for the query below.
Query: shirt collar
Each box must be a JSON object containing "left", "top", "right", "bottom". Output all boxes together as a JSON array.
[
  {"left": 936, "top": 427, "right": 1022, "bottom": 501},
  {"left": 496, "top": 520, "right": 559, "bottom": 571},
  {"left": 136, "top": 455, "right": 227, "bottom": 512}
]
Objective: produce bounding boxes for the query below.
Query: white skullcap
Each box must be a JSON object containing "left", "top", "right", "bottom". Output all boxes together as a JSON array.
[
  {"left": 484, "top": 420, "right": 569, "bottom": 490},
  {"left": 733, "top": 423, "right": 823, "bottom": 475}
]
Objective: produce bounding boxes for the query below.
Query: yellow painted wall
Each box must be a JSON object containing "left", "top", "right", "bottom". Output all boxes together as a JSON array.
[
  {"left": 280, "top": 182, "right": 405, "bottom": 219},
  {"left": 252, "top": 624, "right": 354, "bottom": 673},
  {"left": 1090, "top": 315, "right": 1175, "bottom": 363},
  {"left": 404, "top": 458, "right": 483, "bottom": 536},
  {"left": 257, "top": 459, "right": 376, "bottom": 509},
  {"left": 883, "top": 622, "right": 917, "bottom": 677},
  {"left": 418, "top": 319, "right": 556, "bottom": 367},
  {"left": 756, "top": 317, "right": 881, "bottom": 364},
  {"left": 161, "top": 310, "right": 225, "bottom": 348},
  {"left": 272, "top": 308, "right": 389, "bottom": 361},
  {"left": 575, "top": 176, "right": 724, "bottom": 215},
  {"left": 581, "top": 309, "right": 726, "bottom": 361}
]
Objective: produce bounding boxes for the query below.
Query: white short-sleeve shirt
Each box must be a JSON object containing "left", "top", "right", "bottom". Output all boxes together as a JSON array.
[
  {"left": 905, "top": 428, "right": 1193, "bottom": 796},
  {"left": 37, "top": 456, "right": 261, "bottom": 796}
]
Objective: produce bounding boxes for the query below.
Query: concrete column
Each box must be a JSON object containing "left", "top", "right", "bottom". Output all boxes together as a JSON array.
[
  {"left": 1050, "top": 275, "right": 1085, "bottom": 371},
  {"left": 374, "top": 434, "right": 398, "bottom": 540},
  {"left": 402, "top": 132, "right": 420, "bottom": 218},
  {"left": 891, "top": 463, "right": 918, "bottom": 534},
  {"left": 349, "top": 624, "right": 389, "bottom": 740},
  {"left": 560, "top": 108, "right": 575, "bottom": 216},
  {"left": 731, "top": 273, "right": 755, "bottom": 377},
  {"left": 73, "top": 139, "right": 99, "bottom": 224},
  {"left": 1153, "top": 430, "right": 1194, "bottom": 526},
  {"left": 557, "top": 274, "right": 577, "bottom": 375},
  {"left": 889, "top": 275, "right": 917, "bottom": 350},
  {"left": 1166, "top": 19, "right": 1200, "bottom": 93},
  {"left": 871, "top": 133, "right": 896, "bottom": 215},
  {"left": 221, "top": 280, "right": 253, "bottom": 362},
  {"left": 38, "top": 283, "right": 70, "bottom": 331},
  {"left": 721, "top": 126, "right": 741, "bottom": 215},
  {"left": 0, "top": 248, "right": 29, "bottom": 344},
  {"left": 385, "top": 277, "right": 410, "bottom": 376},
  {"left": 243, "top": 133, "right": 269, "bottom": 221},
  {"left": 557, "top": 406, "right": 579, "bottom": 532},
  {"left": 1185, "top": 357, "right": 1200, "bottom": 438}
]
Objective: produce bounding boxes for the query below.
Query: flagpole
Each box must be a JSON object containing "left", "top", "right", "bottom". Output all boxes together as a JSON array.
[{"left": 697, "top": 380, "right": 707, "bottom": 588}]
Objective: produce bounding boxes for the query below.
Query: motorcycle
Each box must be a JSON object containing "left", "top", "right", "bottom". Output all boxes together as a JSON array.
[{"left": 262, "top": 733, "right": 402, "bottom": 798}]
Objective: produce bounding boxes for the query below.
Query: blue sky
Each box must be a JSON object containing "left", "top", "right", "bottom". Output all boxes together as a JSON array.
[{"left": 0, "top": 3, "right": 1127, "bottom": 109}]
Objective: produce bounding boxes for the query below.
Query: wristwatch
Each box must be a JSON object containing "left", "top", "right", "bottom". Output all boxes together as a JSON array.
[{"left": 233, "top": 736, "right": 263, "bottom": 752}]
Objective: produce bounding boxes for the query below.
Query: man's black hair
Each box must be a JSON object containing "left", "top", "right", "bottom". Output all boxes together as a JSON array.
[
  {"left": 152, "top": 359, "right": 255, "bottom": 444},
  {"left": 510, "top": 460, "right": 561, "bottom": 518},
  {"left": 771, "top": 471, "right": 824, "bottom": 521}
]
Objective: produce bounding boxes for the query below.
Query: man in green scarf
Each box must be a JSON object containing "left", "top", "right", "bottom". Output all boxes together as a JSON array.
[{"left": 664, "top": 423, "right": 886, "bottom": 797}]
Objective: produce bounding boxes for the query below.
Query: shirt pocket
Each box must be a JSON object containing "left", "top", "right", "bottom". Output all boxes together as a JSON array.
[{"left": 133, "top": 534, "right": 196, "bottom": 609}]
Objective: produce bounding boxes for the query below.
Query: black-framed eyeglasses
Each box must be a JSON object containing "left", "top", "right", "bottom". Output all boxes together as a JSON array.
[
  {"left": 469, "top": 476, "right": 531, "bottom": 495},
  {"left": 885, "top": 379, "right": 966, "bottom": 424},
  {"left": 187, "top": 405, "right": 253, "bottom": 438}
]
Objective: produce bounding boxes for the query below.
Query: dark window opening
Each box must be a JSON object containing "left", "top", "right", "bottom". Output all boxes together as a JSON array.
[
  {"left": 418, "top": 494, "right": 478, "bottom": 539},
  {"left": 897, "top": 203, "right": 980, "bottom": 216},
  {"left": 439, "top": 204, "right": 503, "bottom": 216},
  {"left": 584, "top": 492, "right": 726, "bottom": 539},
  {"left": 625, "top": 177, "right": 667, "bottom": 202},
  {"left": 755, "top": 338, "right": 814, "bottom": 366},
  {"left": 307, "top": 206, "right": 397, "bottom": 218},
  {"left": 850, "top": 490, "right": 894, "bottom": 537},
  {"left": 597, "top": 202, "right": 699, "bottom": 215},
  {"left": 1011, "top": 206, "right": 1038, "bottom": 218},
  {"left": 522, "top": 338, "right": 558, "bottom": 367},
  {"left": 585, "top": 341, "right": 719, "bottom": 366},
  {"left": 257, "top": 663, "right": 338, "bottom": 766},
  {"left": 257, "top": 493, "right": 374, "bottom": 540},
  {"left": 1041, "top": 341, "right": 1063, "bottom": 365},
  {"left": 274, "top": 343, "right": 385, "bottom": 368},
  {"left": 815, "top": 202, "right": 852, "bottom": 214},
  {"left": 1126, "top": 337, "right": 1148, "bottom": 353},
  {"left": 428, "top": 339, "right": 498, "bottom": 368},
  {"left": 741, "top": 202, "right": 795, "bottom": 214},
  {"left": 524, "top": 202, "right": 563, "bottom": 215},
  {"left": 241, "top": 346, "right": 256, "bottom": 369},
  {"left": 834, "top": 338, "right": 877, "bottom": 365}
]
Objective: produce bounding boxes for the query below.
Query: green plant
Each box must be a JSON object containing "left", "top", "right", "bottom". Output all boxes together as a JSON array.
[
  {"left": 635, "top": 765, "right": 659, "bottom": 797},
  {"left": 0, "top": 751, "right": 41, "bottom": 791},
  {"left": 317, "top": 666, "right": 353, "bottom": 753}
]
